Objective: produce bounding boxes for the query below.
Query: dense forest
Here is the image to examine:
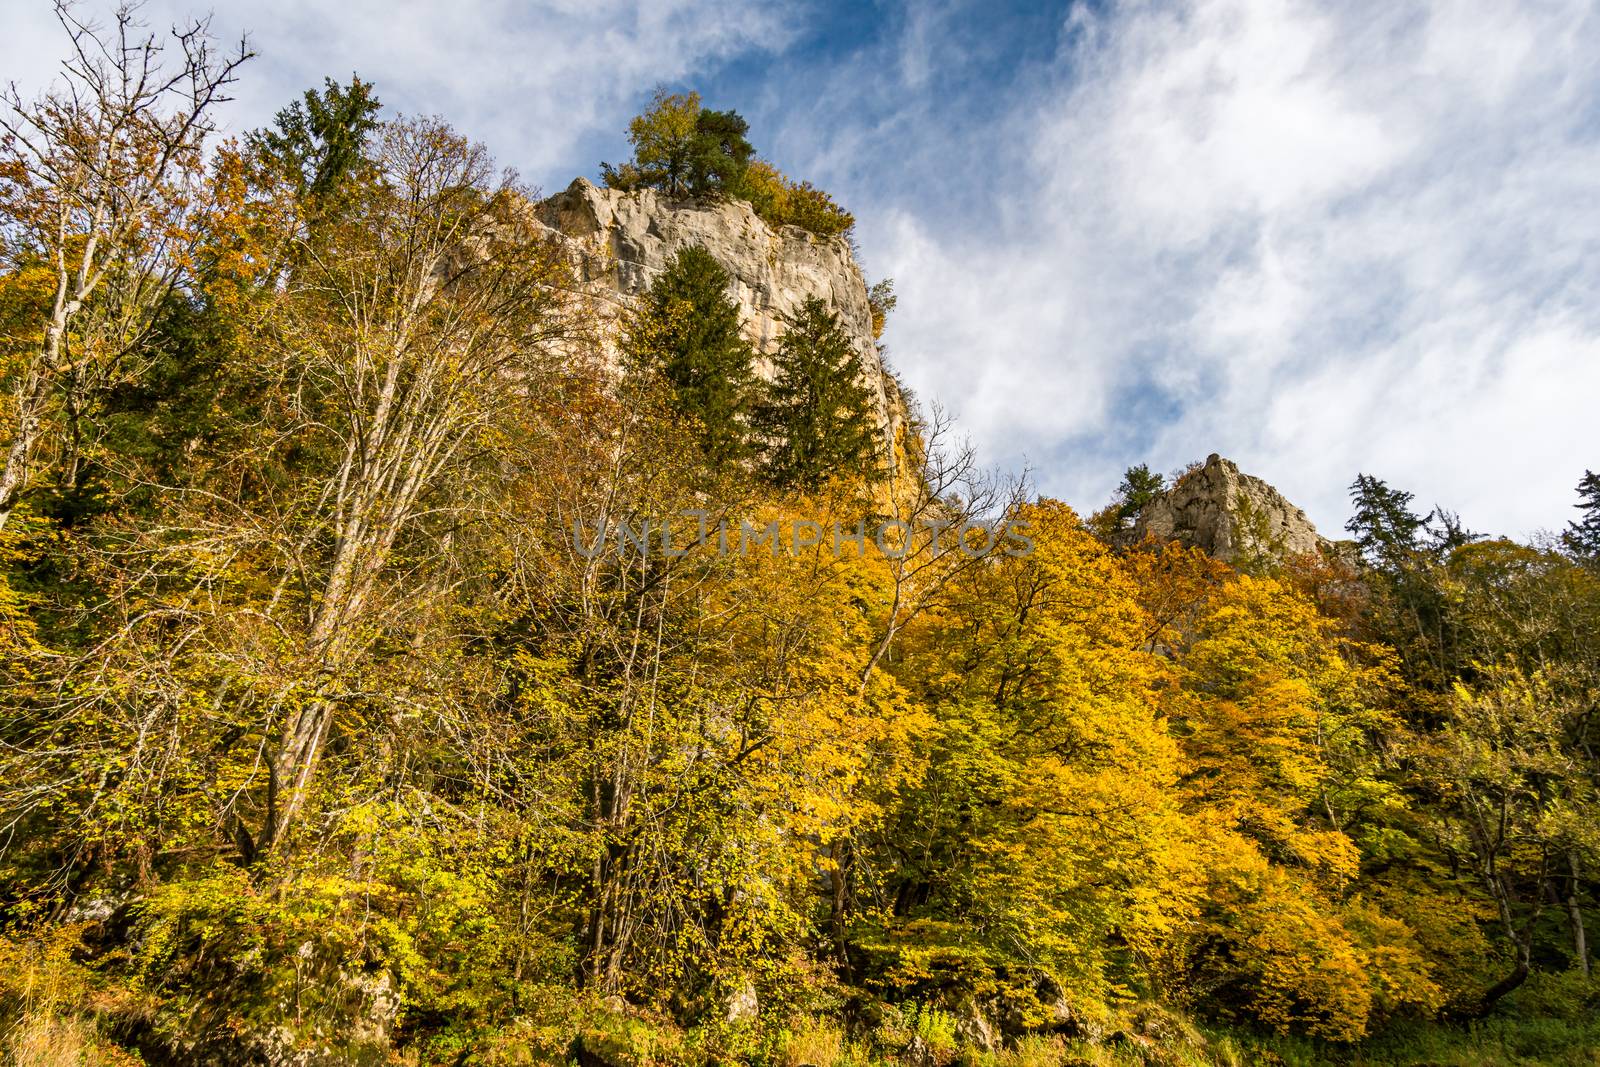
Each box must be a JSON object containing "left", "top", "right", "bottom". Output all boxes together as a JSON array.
[{"left": 1, "top": 7, "right": 1597, "bottom": 1066}]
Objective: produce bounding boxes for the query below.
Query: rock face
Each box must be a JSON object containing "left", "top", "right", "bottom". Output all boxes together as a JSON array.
[
  {"left": 1132, "top": 454, "right": 1328, "bottom": 562},
  {"left": 531, "top": 177, "right": 903, "bottom": 442}
]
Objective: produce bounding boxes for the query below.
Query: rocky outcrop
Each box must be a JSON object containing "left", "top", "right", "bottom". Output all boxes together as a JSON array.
[
  {"left": 1132, "top": 453, "right": 1328, "bottom": 562},
  {"left": 530, "top": 177, "right": 904, "bottom": 443}
]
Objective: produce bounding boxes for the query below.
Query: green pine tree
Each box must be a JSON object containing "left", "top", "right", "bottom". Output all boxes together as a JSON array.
[
  {"left": 625, "top": 245, "right": 756, "bottom": 466},
  {"left": 1347, "top": 473, "right": 1430, "bottom": 571},
  {"left": 248, "top": 75, "right": 381, "bottom": 214},
  {"left": 1346, "top": 473, "right": 1463, "bottom": 687},
  {"left": 1564, "top": 469, "right": 1600, "bottom": 562},
  {"left": 1114, "top": 463, "right": 1165, "bottom": 531},
  {"left": 756, "top": 297, "right": 880, "bottom": 489},
  {"left": 600, "top": 91, "right": 754, "bottom": 199},
  {"left": 687, "top": 108, "right": 754, "bottom": 197}
]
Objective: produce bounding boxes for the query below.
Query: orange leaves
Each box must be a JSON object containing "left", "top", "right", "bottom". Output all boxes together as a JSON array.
[{"left": 1130, "top": 558, "right": 1435, "bottom": 1039}]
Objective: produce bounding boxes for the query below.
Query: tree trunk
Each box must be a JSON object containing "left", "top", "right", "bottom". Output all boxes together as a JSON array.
[
  {"left": 1568, "top": 854, "right": 1590, "bottom": 976},
  {"left": 0, "top": 357, "right": 52, "bottom": 531}
]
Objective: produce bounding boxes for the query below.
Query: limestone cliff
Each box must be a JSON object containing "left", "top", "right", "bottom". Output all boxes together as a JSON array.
[
  {"left": 530, "top": 177, "right": 904, "bottom": 444},
  {"left": 1132, "top": 454, "right": 1329, "bottom": 563}
]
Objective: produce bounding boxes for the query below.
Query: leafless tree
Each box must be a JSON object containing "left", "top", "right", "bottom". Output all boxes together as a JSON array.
[{"left": 0, "top": 2, "right": 250, "bottom": 528}]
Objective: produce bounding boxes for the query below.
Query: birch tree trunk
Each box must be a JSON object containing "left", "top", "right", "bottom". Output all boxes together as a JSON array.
[
  {"left": 254, "top": 116, "right": 573, "bottom": 850},
  {"left": 0, "top": 2, "right": 247, "bottom": 528}
]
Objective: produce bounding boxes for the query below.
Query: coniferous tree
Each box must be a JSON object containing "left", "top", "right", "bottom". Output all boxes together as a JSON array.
[
  {"left": 1115, "top": 463, "right": 1166, "bottom": 530},
  {"left": 687, "top": 108, "right": 754, "bottom": 195},
  {"left": 625, "top": 245, "right": 755, "bottom": 466},
  {"left": 601, "top": 90, "right": 753, "bottom": 199},
  {"left": 602, "top": 92, "right": 852, "bottom": 236},
  {"left": 1564, "top": 469, "right": 1600, "bottom": 562},
  {"left": 248, "top": 75, "right": 381, "bottom": 213},
  {"left": 1426, "top": 508, "right": 1481, "bottom": 555},
  {"left": 1346, "top": 474, "right": 1431, "bottom": 571},
  {"left": 1346, "top": 474, "right": 1461, "bottom": 687},
  {"left": 756, "top": 297, "right": 880, "bottom": 489},
  {"left": 12, "top": 12, "right": 1600, "bottom": 1055}
]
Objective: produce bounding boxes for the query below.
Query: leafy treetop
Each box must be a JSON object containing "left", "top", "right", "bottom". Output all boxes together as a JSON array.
[
  {"left": 602, "top": 89, "right": 853, "bottom": 239},
  {"left": 248, "top": 75, "right": 381, "bottom": 213}
]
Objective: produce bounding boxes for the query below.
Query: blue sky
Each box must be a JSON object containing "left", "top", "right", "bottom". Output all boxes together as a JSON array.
[{"left": 5, "top": 0, "right": 1598, "bottom": 539}]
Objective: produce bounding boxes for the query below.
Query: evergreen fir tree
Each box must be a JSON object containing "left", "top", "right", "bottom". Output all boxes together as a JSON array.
[
  {"left": 248, "top": 76, "right": 381, "bottom": 213},
  {"left": 625, "top": 245, "right": 756, "bottom": 466},
  {"left": 1564, "top": 469, "right": 1600, "bottom": 561},
  {"left": 1346, "top": 473, "right": 1463, "bottom": 687},
  {"left": 756, "top": 297, "right": 880, "bottom": 489},
  {"left": 600, "top": 91, "right": 754, "bottom": 199},
  {"left": 686, "top": 108, "right": 753, "bottom": 196},
  {"left": 1347, "top": 473, "right": 1430, "bottom": 571},
  {"left": 1115, "top": 463, "right": 1165, "bottom": 530}
]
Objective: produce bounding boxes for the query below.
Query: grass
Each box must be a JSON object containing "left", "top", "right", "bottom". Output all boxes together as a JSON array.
[
  {"left": 3, "top": 934, "right": 1595, "bottom": 1067},
  {"left": 0, "top": 930, "right": 146, "bottom": 1066}
]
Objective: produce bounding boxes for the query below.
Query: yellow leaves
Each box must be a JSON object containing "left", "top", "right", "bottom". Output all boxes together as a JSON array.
[
  {"left": 0, "top": 263, "right": 53, "bottom": 363},
  {"left": 1342, "top": 896, "right": 1446, "bottom": 1020},
  {"left": 628, "top": 89, "right": 703, "bottom": 172},
  {"left": 1187, "top": 839, "right": 1373, "bottom": 1040},
  {"left": 1129, "top": 561, "right": 1441, "bottom": 1039},
  {"left": 867, "top": 496, "right": 1210, "bottom": 1006},
  {"left": 737, "top": 159, "right": 856, "bottom": 238},
  {"left": 8, "top": 38, "right": 1567, "bottom": 1054}
]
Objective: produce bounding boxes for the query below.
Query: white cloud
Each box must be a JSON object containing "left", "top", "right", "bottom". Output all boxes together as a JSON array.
[
  {"left": 6, "top": 0, "right": 1596, "bottom": 538},
  {"left": 860, "top": 0, "right": 1600, "bottom": 538},
  {"left": 1, "top": 0, "right": 794, "bottom": 190}
]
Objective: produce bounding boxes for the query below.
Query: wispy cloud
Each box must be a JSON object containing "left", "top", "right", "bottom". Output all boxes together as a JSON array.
[
  {"left": 6, "top": 0, "right": 1596, "bottom": 537},
  {"left": 821, "top": 0, "right": 1600, "bottom": 538},
  {"left": 3, "top": 0, "right": 796, "bottom": 191}
]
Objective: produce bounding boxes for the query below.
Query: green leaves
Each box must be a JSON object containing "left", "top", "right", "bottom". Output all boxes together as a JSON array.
[
  {"left": 1564, "top": 469, "right": 1600, "bottom": 561},
  {"left": 248, "top": 75, "right": 381, "bottom": 213},
  {"left": 601, "top": 90, "right": 854, "bottom": 238},
  {"left": 756, "top": 298, "right": 881, "bottom": 491},
  {"left": 624, "top": 244, "right": 756, "bottom": 469},
  {"left": 601, "top": 90, "right": 753, "bottom": 200}
]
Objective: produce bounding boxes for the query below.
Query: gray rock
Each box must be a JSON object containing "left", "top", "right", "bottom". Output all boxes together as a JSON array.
[
  {"left": 725, "top": 976, "right": 760, "bottom": 1023},
  {"left": 1131, "top": 453, "right": 1329, "bottom": 563},
  {"left": 528, "top": 178, "right": 905, "bottom": 449},
  {"left": 954, "top": 1001, "right": 996, "bottom": 1052},
  {"left": 902, "top": 1033, "right": 937, "bottom": 1067}
]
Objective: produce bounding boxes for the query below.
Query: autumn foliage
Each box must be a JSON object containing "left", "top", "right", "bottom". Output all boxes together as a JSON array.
[{"left": 0, "top": 9, "right": 1596, "bottom": 1067}]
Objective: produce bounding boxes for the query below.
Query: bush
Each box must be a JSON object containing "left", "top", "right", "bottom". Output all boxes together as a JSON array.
[
  {"left": 779, "top": 1018, "right": 845, "bottom": 1067},
  {"left": 736, "top": 160, "right": 854, "bottom": 238},
  {"left": 0, "top": 930, "right": 143, "bottom": 1066}
]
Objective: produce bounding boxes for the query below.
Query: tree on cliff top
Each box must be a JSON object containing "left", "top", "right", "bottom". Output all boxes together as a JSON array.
[
  {"left": 1116, "top": 463, "right": 1166, "bottom": 530},
  {"left": 600, "top": 88, "right": 752, "bottom": 199},
  {"left": 601, "top": 89, "right": 853, "bottom": 238}
]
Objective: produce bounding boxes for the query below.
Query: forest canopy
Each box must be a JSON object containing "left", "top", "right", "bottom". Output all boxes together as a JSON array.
[{"left": 0, "top": 8, "right": 1597, "bottom": 1067}]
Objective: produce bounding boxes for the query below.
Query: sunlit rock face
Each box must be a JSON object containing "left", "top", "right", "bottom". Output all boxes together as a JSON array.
[
  {"left": 1133, "top": 453, "right": 1330, "bottom": 562},
  {"left": 531, "top": 177, "right": 904, "bottom": 441}
]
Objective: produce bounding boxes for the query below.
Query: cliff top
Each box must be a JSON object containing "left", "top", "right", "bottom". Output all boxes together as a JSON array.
[{"left": 1131, "top": 453, "right": 1330, "bottom": 563}]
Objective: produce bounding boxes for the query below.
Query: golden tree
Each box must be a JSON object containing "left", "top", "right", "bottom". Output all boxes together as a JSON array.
[{"left": 0, "top": 2, "right": 249, "bottom": 528}]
